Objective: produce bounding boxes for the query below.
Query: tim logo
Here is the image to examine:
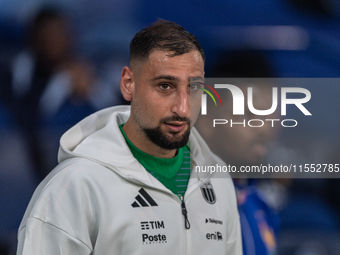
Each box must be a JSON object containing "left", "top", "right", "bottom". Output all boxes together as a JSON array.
[
  {"left": 140, "top": 221, "right": 165, "bottom": 230},
  {"left": 200, "top": 84, "right": 311, "bottom": 116},
  {"left": 206, "top": 231, "right": 223, "bottom": 241}
]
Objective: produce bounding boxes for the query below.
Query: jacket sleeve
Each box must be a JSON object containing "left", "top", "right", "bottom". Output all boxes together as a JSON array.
[
  {"left": 17, "top": 218, "right": 92, "bottom": 255},
  {"left": 16, "top": 165, "right": 98, "bottom": 255}
]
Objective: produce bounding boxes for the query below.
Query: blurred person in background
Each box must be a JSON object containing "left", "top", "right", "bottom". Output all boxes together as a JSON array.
[
  {"left": 196, "top": 50, "right": 284, "bottom": 255},
  {"left": 9, "top": 7, "right": 101, "bottom": 180}
]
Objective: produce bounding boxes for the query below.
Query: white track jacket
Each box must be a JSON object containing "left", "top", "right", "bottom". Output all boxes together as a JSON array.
[{"left": 17, "top": 105, "right": 242, "bottom": 255}]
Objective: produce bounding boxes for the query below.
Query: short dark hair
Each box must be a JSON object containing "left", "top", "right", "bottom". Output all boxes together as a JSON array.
[{"left": 130, "top": 20, "right": 205, "bottom": 65}]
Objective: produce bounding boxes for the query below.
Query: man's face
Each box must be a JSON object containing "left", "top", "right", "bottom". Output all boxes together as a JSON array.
[{"left": 130, "top": 50, "right": 204, "bottom": 150}]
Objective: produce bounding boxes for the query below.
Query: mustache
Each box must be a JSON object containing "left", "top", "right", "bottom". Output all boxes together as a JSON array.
[{"left": 160, "top": 116, "right": 191, "bottom": 124}]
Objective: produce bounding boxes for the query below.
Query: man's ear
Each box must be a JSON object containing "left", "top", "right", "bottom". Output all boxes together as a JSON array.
[{"left": 120, "top": 66, "right": 135, "bottom": 102}]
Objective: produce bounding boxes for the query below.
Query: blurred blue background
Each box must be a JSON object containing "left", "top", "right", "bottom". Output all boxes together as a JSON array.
[{"left": 1, "top": 0, "right": 340, "bottom": 254}]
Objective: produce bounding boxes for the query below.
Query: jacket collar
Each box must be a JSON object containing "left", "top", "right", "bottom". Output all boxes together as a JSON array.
[{"left": 59, "top": 105, "right": 216, "bottom": 189}]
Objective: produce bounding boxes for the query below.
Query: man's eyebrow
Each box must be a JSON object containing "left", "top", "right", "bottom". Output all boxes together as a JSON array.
[
  {"left": 152, "top": 75, "right": 204, "bottom": 82},
  {"left": 189, "top": 77, "right": 205, "bottom": 82},
  {"left": 152, "top": 75, "right": 179, "bottom": 82}
]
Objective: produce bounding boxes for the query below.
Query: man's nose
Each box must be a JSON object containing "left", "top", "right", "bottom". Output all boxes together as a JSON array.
[{"left": 172, "top": 88, "right": 189, "bottom": 117}]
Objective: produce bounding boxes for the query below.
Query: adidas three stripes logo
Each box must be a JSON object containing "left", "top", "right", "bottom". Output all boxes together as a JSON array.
[{"left": 131, "top": 188, "right": 158, "bottom": 208}]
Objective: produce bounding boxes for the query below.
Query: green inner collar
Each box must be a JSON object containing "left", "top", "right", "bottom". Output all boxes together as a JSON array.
[{"left": 119, "top": 124, "right": 184, "bottom": 179}]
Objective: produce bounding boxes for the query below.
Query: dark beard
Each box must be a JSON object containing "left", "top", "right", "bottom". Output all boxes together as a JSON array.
[{"left": 143, "top": 117, "right": 190, "bottom": 150}]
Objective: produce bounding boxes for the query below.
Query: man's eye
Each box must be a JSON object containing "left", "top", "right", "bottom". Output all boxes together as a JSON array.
[
  {"left": 159, "top": 83, "right": 171, "bottom": 90},
  {"left": 189, "top": 83, "right": 202, "bottom": 91},
  {"left": 190, "top": 84, "right": 197, "bottom": 90}
]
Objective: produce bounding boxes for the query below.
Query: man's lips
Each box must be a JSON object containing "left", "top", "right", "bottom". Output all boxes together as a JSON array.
[{"left": 164, "top": 122, "right": 187, "bottom": 133}]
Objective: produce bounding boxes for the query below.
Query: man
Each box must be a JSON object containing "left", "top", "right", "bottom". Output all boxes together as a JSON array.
[{"left": 17, "top": 20, "right": 242, "bottom": 254}]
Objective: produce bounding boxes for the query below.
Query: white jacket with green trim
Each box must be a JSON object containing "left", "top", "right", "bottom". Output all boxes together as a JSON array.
[{"left": 17, "top": 105, "right": 242, "bottom": 255}]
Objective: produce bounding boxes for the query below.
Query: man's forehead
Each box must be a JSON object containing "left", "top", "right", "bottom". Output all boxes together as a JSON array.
[
  {"left": 144, "top": 50, "right": 204, "bottom": 75},
  {"left": 147, "top": 49, "right": 204, "bottom": 62}
]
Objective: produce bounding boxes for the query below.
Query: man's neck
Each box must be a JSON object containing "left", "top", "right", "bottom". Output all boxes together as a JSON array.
[{"left": 122, "top": 119, "right": 177, "bottom": 158}]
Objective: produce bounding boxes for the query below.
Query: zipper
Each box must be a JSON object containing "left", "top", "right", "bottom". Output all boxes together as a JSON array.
[
  {"left": 179, "top": 195, "right": 191, "bottom": 229},
  {"left": 178, "top": 179, "right": 214, "bottom": 230},
  {"left": 129, "top": 173, "right": 210, "bottom": 231}
]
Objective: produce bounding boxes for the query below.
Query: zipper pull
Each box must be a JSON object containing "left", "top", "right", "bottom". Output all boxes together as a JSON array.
[{"left": 180, "top": 196, "right": 191, "bottom": 229}]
